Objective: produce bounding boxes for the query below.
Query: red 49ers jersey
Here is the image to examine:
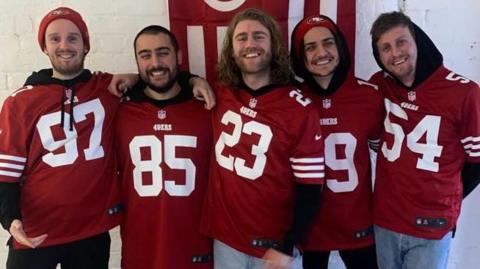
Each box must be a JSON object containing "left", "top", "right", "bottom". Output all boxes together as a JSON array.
[
  {"left": 301, "top": 76, "right": 384, "bottom": 251},
  {"left": 201, "top": 84, "right": 325, "bottom": 258},
  {"left": 0, "top": 72, "right": 121, "bottom": 249},
  {"left": 371, "top": 66, "right": 480, "bottom": 239},
  {"left": 115, "top": 89, "right": 213, "bottom": 269}
]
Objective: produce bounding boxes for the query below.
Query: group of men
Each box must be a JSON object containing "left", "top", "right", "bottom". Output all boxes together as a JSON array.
[{"left": 0, "top": 4, "right": 478, "bottom": 269}]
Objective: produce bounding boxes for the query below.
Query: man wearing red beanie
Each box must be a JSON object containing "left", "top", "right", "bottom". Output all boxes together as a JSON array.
[
  {"left": 0, "top": 6, "right": 122, "bottom": 269},
  {"left": 290, "top": 15, "right": 383, "bottom": 269}
]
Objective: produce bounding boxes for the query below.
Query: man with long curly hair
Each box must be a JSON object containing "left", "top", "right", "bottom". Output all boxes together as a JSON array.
[{"left": 201, "top": 8, "right": 325, "bottom": 269}]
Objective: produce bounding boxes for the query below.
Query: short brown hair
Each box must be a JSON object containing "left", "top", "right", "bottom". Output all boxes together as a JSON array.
[
  {"left": 370, "top": 11, "right": 415, "bottom": 46},
  {"left": 217, "top": 8, "right": 292, "bottom": 87}
]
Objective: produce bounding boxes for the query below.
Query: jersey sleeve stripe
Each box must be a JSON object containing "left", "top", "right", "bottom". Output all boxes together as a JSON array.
[
  {"left": 293, "top": 172, "right": 325, "bottom": 178},
  {"left": 291, "top": 164, "right": 325, "bottom": 171},
  {"left": 465, "top": 150, "right": 480, "bottom": 157},
  {"left": 289, "top": 157, "right": 324, "bottom": 163},
  {"left": 0, "top": 163, "right": 25, "bottom": 170},
  {"left": 461, "top": 136, "right": 480, "bottom": 144},
  {"left": 463, "top": 143, "right": 480, "bottom": 150},
  {"left": 0, "top": 170, "right": 22, "bottom": 177},
  {"left": 0, "top": 154, "right": 27, "bottom": 162}
]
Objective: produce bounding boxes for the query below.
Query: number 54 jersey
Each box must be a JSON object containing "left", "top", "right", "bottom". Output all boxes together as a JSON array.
[
  {"left": 371, "top": 66, "right": 480, "bottom": 239},
  {"left": 201, "top": 84, "right": 325, "bottom": 258},
  {"left": 115, "top": 87, "right": 213, "bottom": 269}
]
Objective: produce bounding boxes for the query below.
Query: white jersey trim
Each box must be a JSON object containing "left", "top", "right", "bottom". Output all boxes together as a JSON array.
[
  {"left": 291, "top": 164, "right": 325, "bottom": 171},
  {"left": 0, "top": 154, "right": 27, "bottom": 162},
  {"left": 293, "top": 172, "right": 325, "bottom": 178},
  {"left": 0, "top": 163, "right": 24, "bottom": 170},
  {"left": 0, "top": 170, "right": 22, "bottom": 177},
  {"left": 289, "top": 157, "right": 325, "bottom": 163},
  {"left": 462, "top": 136, "right": 480, "bottom": 157},
  {"left": 461, "top": 136, "right": 480, "bottom": 144}
]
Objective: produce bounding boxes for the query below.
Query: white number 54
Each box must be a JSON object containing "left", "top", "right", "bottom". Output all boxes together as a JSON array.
[{"left": 382, "top": 99, "right": 443, "bottom": 172}]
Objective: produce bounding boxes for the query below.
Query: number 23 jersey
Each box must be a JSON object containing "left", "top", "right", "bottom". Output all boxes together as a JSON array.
[
  {"left": 371, "top": 66, "right": 480, "bottom": 239},
  {"left": 201, "top": 84, "right": 325, "bottom": 258}
]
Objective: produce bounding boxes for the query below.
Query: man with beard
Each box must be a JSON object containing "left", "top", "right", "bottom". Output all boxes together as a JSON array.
[
  {"left": 0, "top": 7, "right": 123, "bottom": 269},
  {"left": 115, "top": 25, "right": 213, "bottom": 269},
  {"left": 200, "top": 8, "right": 325, "bottom": 269},
  {"left": 369, "top": 11, "right": 480, "bottom": 269},
  {"left": 290, "top": 15, "right": 383, "bottom": 269}
]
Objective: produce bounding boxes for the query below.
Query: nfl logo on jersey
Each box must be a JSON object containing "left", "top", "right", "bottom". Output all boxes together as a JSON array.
[
  {"left": 408, "top": 91, "right": 416, "bottom": 102},
  {"left": 249, "top": 98, "right": 258, "bottom": 109},
  {"left": 322, "top": 98, "right": 331, "bottom": 109},
  {"left": 158, "top": 110, "right": 167, "bottom": 120}
]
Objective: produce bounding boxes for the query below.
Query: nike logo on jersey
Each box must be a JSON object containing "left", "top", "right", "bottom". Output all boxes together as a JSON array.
[{"left": 315, "top": 134, "right": 322, "bottom": 141}]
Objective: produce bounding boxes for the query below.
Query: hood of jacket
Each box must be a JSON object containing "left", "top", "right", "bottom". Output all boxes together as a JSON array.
[{"left": 371, "top": 22, "right": 443, "bottom": 89}]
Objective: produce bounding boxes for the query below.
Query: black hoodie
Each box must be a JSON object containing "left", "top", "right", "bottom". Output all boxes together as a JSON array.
[
  {"left": 371, "top": 22, "right": 480, "bottom": 199},
  {"left": 291, "top": 15, "right": 351, "bottom": 96},
  {"left": 371, "top": 22, "right": 443, "bottom": 89}
]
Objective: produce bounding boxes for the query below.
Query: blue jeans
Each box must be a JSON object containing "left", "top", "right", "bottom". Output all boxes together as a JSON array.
[
  {"left": 374, "top": 225, "right": 452, "bottom": 269},
  {"left": 213, "top": 240, "right": 302, "bottom": 269}
]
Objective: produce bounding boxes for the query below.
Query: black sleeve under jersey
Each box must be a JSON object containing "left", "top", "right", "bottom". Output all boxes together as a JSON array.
[
  {"left": 0, "top": 182, "right": 21, "bottom": 231},
  {"left": 177, "top": 71, "right": 198, "bottom": 90},
  {"left": 461, "top": 162, "right": 480, "bottom": 198},
  {"left": 278, "top": 184, "right": 323, "bottom": 255}
]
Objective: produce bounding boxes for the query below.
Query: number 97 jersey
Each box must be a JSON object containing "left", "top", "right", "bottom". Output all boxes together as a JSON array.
[
  {"left": 115, "top": 92, "right": 213, "bottom": 269},
  {"left": 201, "top": 84, "right": 325, "bottom": 258}
]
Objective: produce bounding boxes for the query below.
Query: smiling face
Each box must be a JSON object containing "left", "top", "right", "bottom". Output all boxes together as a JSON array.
[
  {"left": 376, "top": 25, "right": 418, "bottom": 86},
  {"left": 303, "top": 26, "right": 339, "bottom": 87},
  {"left": 232, "top": 19, "right": 272, "bottom": 78},
  {"left": 43, "top": 19, "right": 86, "bottom": 80},
  {"left": 135, "top": 32, "right": 181, "bottom": 99}
]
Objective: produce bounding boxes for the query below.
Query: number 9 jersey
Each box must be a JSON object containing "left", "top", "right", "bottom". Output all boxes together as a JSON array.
[
  {"left": 201, "top": 84, "right": 325, "bottom": 258},
  {"left": 371, "top": 66, "right": 480, "bottom": 239},
  {"left": 300, "top": 76, "right": 384, "bottom": 251}
]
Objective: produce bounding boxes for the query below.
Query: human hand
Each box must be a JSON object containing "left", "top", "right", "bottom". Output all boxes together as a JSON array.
[
  {"left": 190, "top": 77, "right": 216, "bottom": 110},
  {"left": 9, "top": 219, "right": 47, "bottom": 248},
  {"left": 261, "top": 248, "right": 295, "bottom": 269},
  {"left": 108, "top": 73, "right": 139, "bottom": 97}
]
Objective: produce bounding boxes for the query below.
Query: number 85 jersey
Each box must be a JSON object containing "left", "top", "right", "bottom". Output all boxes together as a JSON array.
[
  {"left": 115, "top": 87, "right": 213, "bottom": 269},
  {"left": 372, "top": 66, "right": 480, "bottom": 239},
  {"left": 201, "top": 84, "right": 325, "bottom": 258}
]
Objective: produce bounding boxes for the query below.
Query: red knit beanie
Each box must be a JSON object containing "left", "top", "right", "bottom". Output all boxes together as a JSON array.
[
  {"left": 38, "top": 7, "right": 90, "bottom": 53},
  {"left": 292, "top": 15, "right": 337, "bottom": 65}
]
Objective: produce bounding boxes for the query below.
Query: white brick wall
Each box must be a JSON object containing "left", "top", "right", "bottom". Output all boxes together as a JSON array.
[{"left": 0, "top": 0, "right": 479, "bottom": 268}]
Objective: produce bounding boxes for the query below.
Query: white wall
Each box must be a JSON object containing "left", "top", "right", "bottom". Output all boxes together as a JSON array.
[{"left": 0, "top": 0, "right": 478, "bottom": 268}]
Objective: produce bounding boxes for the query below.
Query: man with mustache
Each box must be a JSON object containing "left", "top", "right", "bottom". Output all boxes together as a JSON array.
[
  {"left": 200, "top": 8, "right": 325, "bottom": 269},
  {"left": 115, "top": 25, "right": 213, "bottom": 269},
  {"left": 290, "top": 15, "right": 383, "bottom": 269},
  {"left": 369, "top": 11, "right": 480, "bottom": 269}
]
